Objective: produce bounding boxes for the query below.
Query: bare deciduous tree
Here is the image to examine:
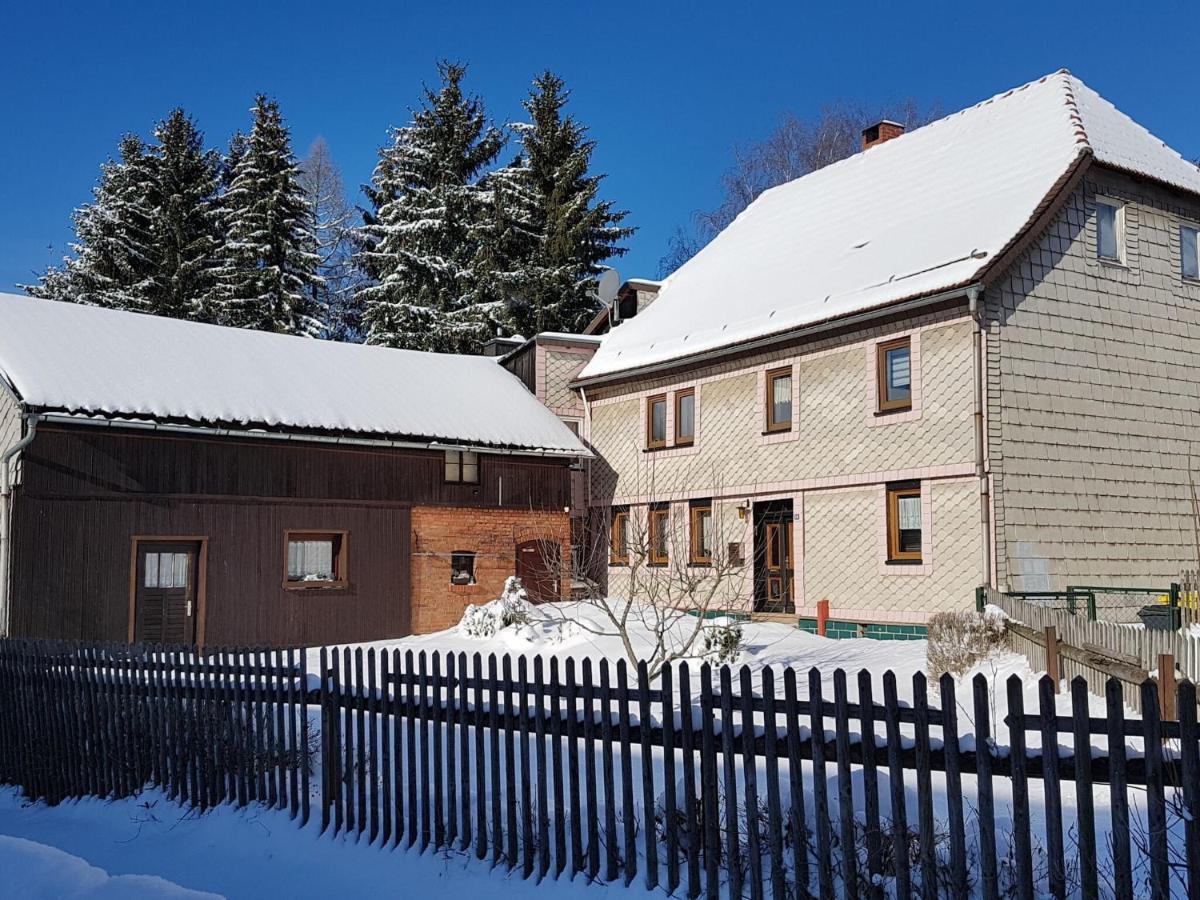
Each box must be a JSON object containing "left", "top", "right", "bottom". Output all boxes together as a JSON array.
[
  {"left": 660, "top": 99, "right": 940, "bottom": 275},
  {"left": 298, "top": 137, "right": 361, "bottom": 340},
  {"left": 541, "top": 461, "right": 750, "bottom": 680}
]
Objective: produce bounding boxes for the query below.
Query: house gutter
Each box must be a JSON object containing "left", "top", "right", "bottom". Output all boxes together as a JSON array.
[
  {"left": 571, "top": 283, "right": 979, "bottom": 391},
  {"left": 0, "top": 411, "right": 39, "bottom": 637},
  {"left": 968, "top": 286, "right": 992, "bottom": 589},
  {"left": 34, "top": 412, "right": 593, "bottom": 461}
]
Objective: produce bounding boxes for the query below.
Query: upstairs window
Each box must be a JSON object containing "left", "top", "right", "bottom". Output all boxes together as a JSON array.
[
  {"left": 649, "top": 505, "right": 670, "bottom": 566},
  {"left": 1182, "top": 225, "right": 1200, "bottom": 280},
  {"left": 765, "top": 366, "right": 793, "bottom": 432},
  {"left": 646, "top": 395, "right": 667, "bottom": 449},
  {"left": 674, "top": 389, "right": 695, "bottom": 445},
  {"left": 450, "top": 551, "right": 476, "bottom": 585},
  {"left": 886, "top": 484, "right": 922, "bottom": 563},
  {"left": 1096, "top": 198, "right": 1125, "bottom": 263},
  {"left": 876, "top": 337, "right": 912, "bottom": 413},
  {"left": 445, "top": 450, "right": 479, "bottom": 483},
  {"left": 285, "top": 531, "right": 348, "bottom": 588}
]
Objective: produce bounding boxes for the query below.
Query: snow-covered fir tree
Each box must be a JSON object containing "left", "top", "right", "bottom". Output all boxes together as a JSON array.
[
  {"left": 210, "top": 95, "right": 322, "bottom": 335},
  {"left": 142, "top": 109, "right": 221, "bottom": 320},
  {"left": 298, "top": 137, "right": 362, "bottom": 340},
  {"left": 356, "top": 61, "right": 504, "bottom": 352},
  {"left": 488, "top": 71, "right": 634, "bottom": 336},
  {"left": 27, "top": 134, "right": 158, "bottom": 310}
]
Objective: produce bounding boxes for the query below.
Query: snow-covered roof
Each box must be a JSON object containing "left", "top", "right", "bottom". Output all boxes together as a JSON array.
[
  {"left": 580, "top": 71, "right": 1200, "bottom": 381},
  {"left": 0, "top": 295, "right": 589, "bottom": 456}
]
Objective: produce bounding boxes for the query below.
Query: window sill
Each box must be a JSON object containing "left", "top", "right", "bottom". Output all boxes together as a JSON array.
[
  {"left": 1183, "top": 275, "right": 1200, "bottom": 286},
  {"left": 609, "top": 560, "right": 630, "bottom": 568},
  {"left": 673, "top": 439, "right": 695, "bottom": 448},
  {"left": 884, "top": 558, "right": 923, "bottom": 567},
  {"left": 688, "top": 559, "right": 712, "bottom": 568},
  {"left": 647, "top": 561, "right": 668, "bottom": 568},
  {"left": 762, "top": 426, "right": 792, "bottom": 436},
  {"left": 283, "top": 581, "right": 350, "bottom": 592},
  {"left": 874, "top": 406, "right": 913, "bottom": 418},
  {"left": 1098, "top": 258, "right": 1129, "bottom": 270}
]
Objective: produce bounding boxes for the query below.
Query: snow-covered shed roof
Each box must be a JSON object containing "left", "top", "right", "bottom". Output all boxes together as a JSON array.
[
  {"left": 0, "top": 294, "right": 589, "bottom": 457},
  {"left": 579, "top": 70, "right": 1200, "bottom": 382}
]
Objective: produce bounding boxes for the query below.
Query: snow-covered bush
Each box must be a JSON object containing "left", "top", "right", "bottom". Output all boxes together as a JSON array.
[
  {"left": 702, "top": 618, "right": 744, "bottom": 665},
  {"left": 457, "top": 577, "right": 535, "bottom": 639},
  {"left": 926, "top": 609, "right": 1006, "bottom": 676}
]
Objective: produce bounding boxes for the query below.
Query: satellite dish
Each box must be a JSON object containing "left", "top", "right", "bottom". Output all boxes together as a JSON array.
[{"left": 596, "top": 268, "right": 621, "bottom": 306}]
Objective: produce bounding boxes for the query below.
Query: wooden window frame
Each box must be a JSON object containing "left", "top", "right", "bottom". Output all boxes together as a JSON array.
[
  {"left": 876, "top": 337, "right": 913, "bottom": 414},
  {"left": 886, "top": 484, "right": 922, "bottom": 563},
  {"left": 689, "top": 502, "right": 712, "bottom": 565},
  {"left": 610, "top": 509, "right": 630, "bottom": 566},
  {"left": 674, "top": 389, "right": 695, "bottom": 446},
  {"left": 444, "top": 449, "right": 480, "bottom": 484},
  {"left": 646, "top": 394, "right": 667, "bottom": 449},
  {"left": 283, "top": 529, "right": 350, "bottom": 590},
  {"left": 765, "top": 366, "right": 793, "bottom": 433},
  {"left": 649, "top": 506, "right": 670, "bottom": 566}
]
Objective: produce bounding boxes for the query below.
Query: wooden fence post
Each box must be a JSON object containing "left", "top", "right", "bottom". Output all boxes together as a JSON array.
[
  {"left": 1157, "top": 653, "right": 1177, "bottom": 721},
  {"left": 1044, "top": 625, "right": 1060, "bottom": 691}
]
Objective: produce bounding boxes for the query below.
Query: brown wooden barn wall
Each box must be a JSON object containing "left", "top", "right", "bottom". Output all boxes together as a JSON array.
[{"left": 8, "top": 425, "right": 573, "bottom": 646}]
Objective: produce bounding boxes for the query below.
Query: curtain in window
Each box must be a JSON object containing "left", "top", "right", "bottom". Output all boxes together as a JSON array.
[
  {"left": 677, "top": 394, "right": 695, "bottom": 438},
  {"left": 897, "top": 495, "right": 921, "bottom": 531},
  {"left": 1183, "top": 227, "right": 1199, "bottom": 279},
  {"left": 652, "top": 401, "right": 666, "bottom": 441},
  {"left": 772, "top": 375, "right": 792, "bottom": 423},
  {"left": 289, "top": 540, "right": 334, "bottom": 580}
]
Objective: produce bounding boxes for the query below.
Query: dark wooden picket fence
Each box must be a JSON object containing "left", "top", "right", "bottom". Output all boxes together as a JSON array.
[{"left": 3, "top": 638, "right": 1200, "bottom": 900}]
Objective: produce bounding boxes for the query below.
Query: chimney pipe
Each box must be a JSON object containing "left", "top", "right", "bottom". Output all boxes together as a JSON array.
[{"left": 861, "top": 120, "right": 905, "bottom": 151}]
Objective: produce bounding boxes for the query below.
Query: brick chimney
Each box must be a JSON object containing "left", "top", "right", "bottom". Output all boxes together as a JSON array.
[{"left": 861, "top": 120, "right": 905, "bottom": 151}]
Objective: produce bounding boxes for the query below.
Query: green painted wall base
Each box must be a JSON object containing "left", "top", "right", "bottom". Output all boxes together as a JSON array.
[{"left": 796, "top": 618, "right": 927, "bottom": 640}]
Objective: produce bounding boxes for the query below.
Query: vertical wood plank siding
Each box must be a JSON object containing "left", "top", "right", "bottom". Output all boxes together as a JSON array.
[{"left": 8, "top": 426, "right": 572, "bottom": 645}]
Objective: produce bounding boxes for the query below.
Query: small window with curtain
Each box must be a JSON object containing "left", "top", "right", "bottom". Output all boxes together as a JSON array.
[
  {"left": 285, "top": 530, "right": 348, "bottom": 588},
  {"left": 444, "top": 450, "right": 480, "bottom": 483},
  {"left": 1096, "top": 198, "right": 1125, "bottom": 263},
  {"left": 876, "top": 337, "right": 912, "bottom": 413},
  {"left": 450, "top": 551, "right": 476, "bottom": 585},
  {"left": 1182, "top": 225, "right": 1200, "bottom": 280},
  {"left": 610, "top": 508, "right": 629, "bottom": 565},
  {"left": 689, "top": 500, "right": 712, "bottom": 565},
  {"left": 674, "top": 389, "right": 695, "bottom": 445},
  {"left": 765, "top": 366, "right": 793, "bottom": 432},
  {"left": 646, "top": 395, "right": 667, "bottom": 449},
  {"left": 886, "top": 484, "right": 922, "bottom": 563},
  {"left": 649, "top": 505, "right": 670, "bottom": 566}
]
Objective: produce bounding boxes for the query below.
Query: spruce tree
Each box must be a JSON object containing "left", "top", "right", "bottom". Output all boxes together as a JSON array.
[
  {"left": 143, "top": 109, "right": 221, "bottom": 320},
  {"left": 298, "top": 137, "right": 361, "bottom": 340},
  {"left": 491, "top": 71, "right": 634, "bottom": 336},
  {"left": 357, "top": 61, "right": 503, "bottom": 352},
  {"left": 210, "top": 95, "right": 322, "bottom": 335},
  {"left": 28, "top": 135, "right": 158, "bottom": 310}
]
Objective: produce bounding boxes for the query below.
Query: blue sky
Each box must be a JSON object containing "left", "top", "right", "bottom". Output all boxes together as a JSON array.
[{"left": 1, "top": 1, "right": 1196, "bottom": 294}]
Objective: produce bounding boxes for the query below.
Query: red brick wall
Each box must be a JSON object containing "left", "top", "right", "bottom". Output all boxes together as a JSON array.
[{"left": 409, "top": 507, "right": 571, "bottom": 634}]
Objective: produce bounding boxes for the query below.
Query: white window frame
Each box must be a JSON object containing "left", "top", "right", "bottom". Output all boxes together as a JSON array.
[
  {"left": 1095, "top": 196, "right": 1126, "bottom": 265},
  {"left": 1181, "top": 223, "right": 1200, "bottom": 282}
]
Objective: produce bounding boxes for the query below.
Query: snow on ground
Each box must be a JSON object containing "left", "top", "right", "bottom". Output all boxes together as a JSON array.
[
  {"left": 0, "top": 789, "right": 655, "bottom": 900},
  {"left": 304, "top": 598, "right": 1120, "bottom": 754}
]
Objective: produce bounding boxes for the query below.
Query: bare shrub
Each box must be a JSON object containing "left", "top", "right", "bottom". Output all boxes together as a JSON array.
[{"left": 926, "top": 610, "right": 1005, "bottom": 677}]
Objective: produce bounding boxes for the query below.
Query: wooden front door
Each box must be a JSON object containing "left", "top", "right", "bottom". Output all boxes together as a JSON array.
[
  {"left": 754, "top": 500, "right": 795, "bottom": 614},
  {"left": 516, "top": 539, "right": 560, "bottom": 604},
  {"left": 134, "top": 541, "right": 201, "bottom": 644}
]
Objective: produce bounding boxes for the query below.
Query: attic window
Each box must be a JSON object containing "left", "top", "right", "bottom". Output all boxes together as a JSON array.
[
  {"left": 1096, "top": 198, "right": 1125, "bottom": 263},
  {"left": 1182, "top": 225, "right": 1200, "bottom": 280},
  {"left": 445, "top": 450, "right": 479, "bottom": 483},
  {"left": 876, "top": 337, "right": 912, "bottom": 413}
]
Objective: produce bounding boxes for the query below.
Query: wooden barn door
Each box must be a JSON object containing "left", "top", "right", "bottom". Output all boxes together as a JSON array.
[
  {"left": 516, "top": 539, "right": 561, "bottom": 603},
  {"left": 134, "top": 541, "right": 201, "bottom": 644}
]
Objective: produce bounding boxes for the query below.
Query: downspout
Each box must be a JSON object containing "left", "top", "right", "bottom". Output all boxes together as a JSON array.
[
  {"left": 968, "top": 287, "right": 993, "bottom": 589},
  {"left": 0, "top": 413, "right": 38, "bottom": 636}
]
